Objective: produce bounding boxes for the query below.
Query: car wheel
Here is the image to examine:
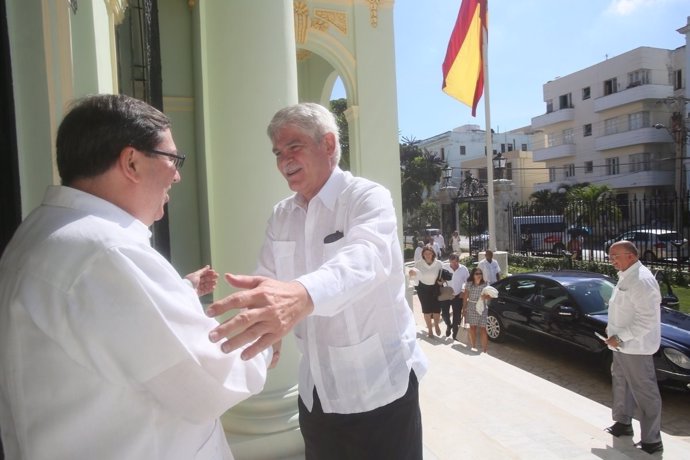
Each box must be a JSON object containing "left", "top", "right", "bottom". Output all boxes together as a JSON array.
[{"left": 486, "top": 311, "right": 505, "bottom": 342}]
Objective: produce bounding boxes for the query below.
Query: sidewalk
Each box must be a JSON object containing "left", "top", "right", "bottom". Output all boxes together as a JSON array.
[{"left": 412, "top": 293, "right": 690, "bottom": 459}]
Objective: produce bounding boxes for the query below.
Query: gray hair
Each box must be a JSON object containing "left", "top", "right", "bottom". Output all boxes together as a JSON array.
[
  {"left": 612, "top": 240, "right": 639, "bottom": 257},
  {"left": 267, "top": 102, "right": 341, "bottom": 165}
]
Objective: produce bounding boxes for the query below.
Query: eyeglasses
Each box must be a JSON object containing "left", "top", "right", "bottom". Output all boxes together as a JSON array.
[{"left": 147, "top": 149, "right": 186, "bottom": 170}]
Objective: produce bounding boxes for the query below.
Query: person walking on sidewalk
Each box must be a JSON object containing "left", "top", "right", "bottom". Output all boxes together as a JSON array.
[
  {"left": 603, "top": 241, "right": 663, "bottom": 455},
  {"left": 410, "top": 245, "right": 444, "bottom": 338},
  {"left": 462, "top": 268, "right": 492, "bottom": 352},
  {"left": 477, "top": 249, "right": 501, "bottom": 284},
  {"left": 442, "top": 253, "right": 469, "bottom": 340}
]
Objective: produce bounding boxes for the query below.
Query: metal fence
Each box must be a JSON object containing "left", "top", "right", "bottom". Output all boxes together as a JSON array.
[{"left": 507, "top": 193, "right": 690, "bottom": 272}]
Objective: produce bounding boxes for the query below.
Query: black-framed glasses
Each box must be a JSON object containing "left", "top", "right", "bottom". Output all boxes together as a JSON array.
[{"left": 147, "top": 149, "right": 186, "bottom": 170}]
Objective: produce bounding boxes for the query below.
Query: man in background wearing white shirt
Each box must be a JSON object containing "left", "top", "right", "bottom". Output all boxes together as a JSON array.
[
  {"left": 604, "top": 241, "right": 663, "bottom": 455},
  {"left": 477, "top": 249, "right": 502, "bottom": 284},
  {"left": 206, "top": 103, "right": 427, "bottom": 459},
  {"left": 444, "top": 253, "right": 469, "bottom": 340}
]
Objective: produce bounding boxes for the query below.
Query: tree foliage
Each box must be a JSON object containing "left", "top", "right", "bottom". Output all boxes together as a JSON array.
[
  {"left": 330, "top": 98, "right": 350, "bottom": 171},
  {"left": 400, "top": 137, "right": 443, "bottom": 215}
]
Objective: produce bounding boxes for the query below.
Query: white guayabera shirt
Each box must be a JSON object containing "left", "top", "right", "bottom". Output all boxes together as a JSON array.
[
  {"left": 0, "top": 186, "right": 271, "bottom": 460},
  {"left": 256, "top": 168, "right": 428, "bottom": 414}
]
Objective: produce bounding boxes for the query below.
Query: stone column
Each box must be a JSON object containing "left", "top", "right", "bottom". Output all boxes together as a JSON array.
[{"left": 193, "top": 2, "right": 303, "bottom": 458}]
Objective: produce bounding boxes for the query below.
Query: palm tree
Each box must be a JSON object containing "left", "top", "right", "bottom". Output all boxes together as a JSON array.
[{"left": 565, "top": 184, "right": 621, "bottom": 258}]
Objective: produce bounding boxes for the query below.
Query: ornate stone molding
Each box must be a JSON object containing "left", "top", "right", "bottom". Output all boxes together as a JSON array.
[
  {"left": 313, "top": 9, "right": 347, "bottom": 34},
  {"left": 104, "top": 0, "right": 128, "bottom": 25},
  {"left": 367, "top": 0, "right": 380, "bottom": 28},
  {"left": 294, "top": 1, "right": 309, "bottom": 44},
  {"left": 296, "top": 49, "right": 312, "bottom": 62}
]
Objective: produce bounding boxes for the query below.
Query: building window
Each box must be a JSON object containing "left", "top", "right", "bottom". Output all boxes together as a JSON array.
[
  {"left": 604, "top": 118, "right": 617, "bottom": 136},
  {"left": 583, "top": 123, "right": 592, "bottom": 137},
  {"left": 628, "top": 111, "right": 649, "bottom": 130},
  {"left": 501, "top": 143, "right": 506, "bottom": 153},
  {"left": 563, "top": 128, "right": 574, "bottom": 144},
  {"left": 440, "top": 147, "right": 445, "bottom": 161},
  {"left": 675, "top": 69, "right": 683, "bottom": 90},
  {"left": 521, "top": 143, "right": 527, "bottom": 151},
  {"left": 627, "top": 69, "right": 649, "bottom": 88},
  {"left": 507, "top": 144, "right": 513, "bottom": 152},
  {"left": 630, "top": 153, "right": 651, "bottom": 172},
  {"left": 606, "top": 157, "right": 620, "bottom": 175},
  {"left": 604, "top": 77, "right": 617, "bottom": 96},
  {"left": 559, "top": 93, "right": 572, "bottom": 109},
  {"left": 546, "top": 99, "right": 553, "bottom": 113},
  {"left": 548, "top": 167, "right": 556, "bottom": 182},
  {"left": 460, "top": 145, "right": 466, "bottom": 156},
  {"left": 564, "top": 163, "right": 575, "bottom": 178},
  {"left": 547, "top": 133, "right": 556, "bottom": 148},
  {"left": 584, "top": 161, "right": 593, "bottom": 173},
  {"left": 582, "top": 86, "right": 591, "bottom": 100},
  {"left": 505, "top": 163, "right": 513, "bottom": 180}
]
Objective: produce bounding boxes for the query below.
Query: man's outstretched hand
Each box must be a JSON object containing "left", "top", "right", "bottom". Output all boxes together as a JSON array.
[
  {"left": 185, "top": 265, "right": 219, "bottom": 297},
  {"left": 206, "top": 274, "right": 313, "bottom": 361}
]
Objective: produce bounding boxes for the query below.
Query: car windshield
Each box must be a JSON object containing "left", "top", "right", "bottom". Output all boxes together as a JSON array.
[{"left": 564, "top": 279, "right": 614, "bottom": 315}]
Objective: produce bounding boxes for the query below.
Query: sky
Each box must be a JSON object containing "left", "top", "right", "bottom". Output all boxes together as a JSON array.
[{"left": 336, "top": 0, "right": 689, "bottom": 141}]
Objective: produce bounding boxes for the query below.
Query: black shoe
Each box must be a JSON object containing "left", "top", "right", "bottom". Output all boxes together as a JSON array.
[
  {"left": 605, "top": 422, "right": 633, "bottom": 437},
  {"left": 445, "top": 327, "right": 451, "bottom": 337},
  {"left": 635, "top": 441, "right": 663, "bottom": 454}
]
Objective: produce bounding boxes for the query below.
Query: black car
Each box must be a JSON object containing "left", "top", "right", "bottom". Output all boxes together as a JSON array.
[{"left": 486, "top": 271, "right": 690, "bottom": 390}]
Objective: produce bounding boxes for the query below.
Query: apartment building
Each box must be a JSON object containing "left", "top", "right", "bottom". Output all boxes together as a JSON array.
[
  {"left": 461, "top": 149, "right": 548, "bottom": 203},
  {"left": 530, "top": 42, "right": 688, "bottom": 201},
  {"left": 418, "top": 124, "right": 532, "bottom": 187}
]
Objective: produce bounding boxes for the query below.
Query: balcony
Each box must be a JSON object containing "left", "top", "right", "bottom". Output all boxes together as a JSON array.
[
  {"left": 532, "top": 142, "right": 576, "bottom": 161},
  {"left": 602, "top": 170, "right": 674, "bottom": 189},
  {"left": 531, "top": 108, "right": 575, "bottom": 129},
  {"left": 594, "top": 84, "right": 673, "bottom": 112},
  {"left": 595, "top": 126, "right": 673, "bottom": 151}
]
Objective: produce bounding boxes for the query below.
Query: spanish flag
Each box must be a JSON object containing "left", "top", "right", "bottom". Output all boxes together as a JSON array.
[{"left": 442, "top": 0, "right": 488, "bottom": 116}]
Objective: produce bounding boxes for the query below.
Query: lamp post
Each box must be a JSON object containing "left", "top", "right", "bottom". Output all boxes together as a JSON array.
[
  {"left": 655, "top": 117, "right": 687, "bottom": 199},
  {"left": 492, "top": 152, "right": 507, "bottom": 180},
  {"left": 655, "top": 115, "right": 688, "bottom": 232}
]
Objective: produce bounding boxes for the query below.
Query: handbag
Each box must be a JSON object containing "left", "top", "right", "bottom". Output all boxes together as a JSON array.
[{"left": 437, "top": 285, "right": 455, "bottom": 301}]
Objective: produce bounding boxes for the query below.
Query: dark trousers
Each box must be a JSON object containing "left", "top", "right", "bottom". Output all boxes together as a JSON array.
[
  {"left": 298, "top": 371, "right": 423, "bottom": 460},
  {"left": 441, "top": 296, "right": 463, "bottom": 337}
]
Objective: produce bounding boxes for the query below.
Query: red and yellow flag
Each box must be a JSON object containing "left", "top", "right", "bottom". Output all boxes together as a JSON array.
[{"left": 441, "top": 0, "right": 488, "bottom": 116}]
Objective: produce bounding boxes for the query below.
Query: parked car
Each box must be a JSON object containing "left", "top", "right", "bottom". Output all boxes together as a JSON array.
[
  {"left": 603, "top": 229, "right": 688, "bottom": 262},
  {"left": 486, "top": 271, "right": 690, "bottom": 390}
]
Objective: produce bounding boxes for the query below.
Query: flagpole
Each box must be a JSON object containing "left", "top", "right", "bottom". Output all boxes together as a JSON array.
[{"left": 482, "top": 25, "right": 496, "bottom": 252}]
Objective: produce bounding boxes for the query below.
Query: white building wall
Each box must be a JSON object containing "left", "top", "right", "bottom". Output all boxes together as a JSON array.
[{"left": 531, "top": 46, "right": 685, "bottom": 195}]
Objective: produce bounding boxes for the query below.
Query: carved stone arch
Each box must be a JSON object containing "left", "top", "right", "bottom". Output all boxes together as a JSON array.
[{"left": 297, "top": 32, "right": 356, "bottom": 105}]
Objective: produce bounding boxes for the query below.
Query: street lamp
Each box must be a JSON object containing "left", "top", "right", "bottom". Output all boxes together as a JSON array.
[
  {"left": 655, "top": 116, "right": 687, "bottom": 199},
  {"left": 442, "top": 164, "right": 453, "bottom": 187},
  {"left": 492, "top": 152, "right": 507, "bottom": 180}
]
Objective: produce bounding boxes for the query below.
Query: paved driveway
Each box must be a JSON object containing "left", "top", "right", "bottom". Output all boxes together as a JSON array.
[{"left": 478, "top": 331, "right": 690, "bottom": 436}]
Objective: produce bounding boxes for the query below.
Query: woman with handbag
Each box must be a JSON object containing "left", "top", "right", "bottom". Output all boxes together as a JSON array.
[
  {"left": 409, "top": 245, "right": 443, "bottom": 337},
  {"left": 462, "top": 267, "right": 493, "bottom": 352}
]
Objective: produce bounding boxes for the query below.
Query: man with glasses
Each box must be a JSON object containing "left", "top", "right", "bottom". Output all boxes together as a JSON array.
[
  {"left": 604, "top": 241, "right": 663, "bottom": 454},
  {"left": 0, "top": 94, "right": 275, "bottom": 460}
]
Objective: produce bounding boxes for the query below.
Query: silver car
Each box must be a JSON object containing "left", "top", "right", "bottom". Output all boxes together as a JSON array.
[{"left": 604, "top": 229, "right": 688, "bottom": 262}]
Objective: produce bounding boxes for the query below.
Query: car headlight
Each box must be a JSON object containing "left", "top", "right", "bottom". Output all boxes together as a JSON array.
[{"left": 663, "top": 348, "right": 690, "bottom": 370}]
